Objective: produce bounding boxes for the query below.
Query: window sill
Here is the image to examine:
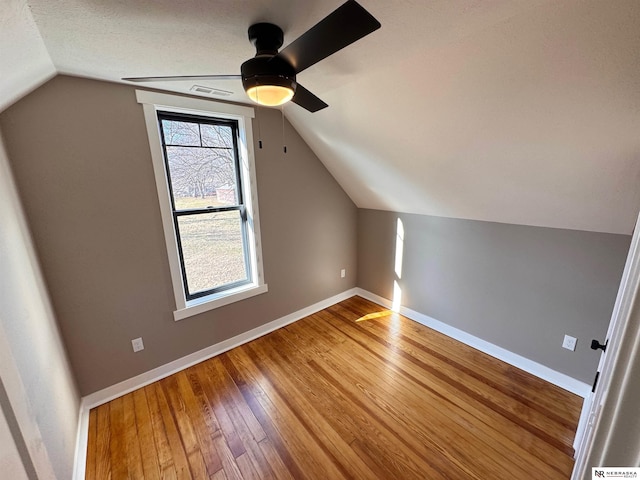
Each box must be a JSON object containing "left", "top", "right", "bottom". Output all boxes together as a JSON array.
[{"left": 173, "top": 283, "right": 268, "bottom": 321}]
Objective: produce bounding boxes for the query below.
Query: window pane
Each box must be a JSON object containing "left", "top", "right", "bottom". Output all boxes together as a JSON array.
[
  {"left": 201, "top": 124, "right": 233, "bottom": 148},
  {"left": 177, "top": 211, "right": 247, "bottom": 295},
  {"left": 161, "top": 119, "right": 201, "bottom": 146},
  {"left": 165, "top": 146, "right": 239, "bottom": 209}
]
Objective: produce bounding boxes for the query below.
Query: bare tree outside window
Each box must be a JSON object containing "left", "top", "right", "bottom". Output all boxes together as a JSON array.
[{"left": 162, "top": 119, "right": 238, "bottom": 207}]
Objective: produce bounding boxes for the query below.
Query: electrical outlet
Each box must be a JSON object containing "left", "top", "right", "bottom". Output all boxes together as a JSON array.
[
  {"left": 562, "top": 335, "right": 577, "bottom": 351},
  {"left": 340, "top": 269, "right": 346, "bottom": 278},
  {"left": 132, "top": 337, "right": 144, "bottom": 352}
]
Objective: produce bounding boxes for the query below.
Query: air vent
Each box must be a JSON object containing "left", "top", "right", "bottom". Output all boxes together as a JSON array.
[{"left": 190, "top": 85, "right": 233, "bottom": 96}]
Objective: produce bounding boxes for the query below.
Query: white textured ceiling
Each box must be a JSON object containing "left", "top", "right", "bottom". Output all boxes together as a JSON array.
[
  {"left": 0, "top": 0, "right": 55, "bottom": 111},
  {"left": 6, "top": 0, "right": 640, "bottom": 234}
]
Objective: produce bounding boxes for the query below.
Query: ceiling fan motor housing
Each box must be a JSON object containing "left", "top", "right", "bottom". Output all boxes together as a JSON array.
[
  {"left": 242, "top": 23, "right": 297, "bottom": 94},
  {"left": 241, "top": 49, "right": 297, "bottom": 94}
]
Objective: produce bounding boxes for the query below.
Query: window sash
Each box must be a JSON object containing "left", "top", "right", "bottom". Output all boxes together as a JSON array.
[{"left": 157, "top": 112, "right": 252, "bottom": 300}]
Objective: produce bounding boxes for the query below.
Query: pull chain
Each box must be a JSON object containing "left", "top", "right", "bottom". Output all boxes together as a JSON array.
[
  {"left": 257, "top": 108, "right": 263, "bottom": 149},
  {"left": 256, "top": 93, "right": 263, "bottom": 149},
  {"left": 281, "top": 106, "right": 287, "bottom": 154}
]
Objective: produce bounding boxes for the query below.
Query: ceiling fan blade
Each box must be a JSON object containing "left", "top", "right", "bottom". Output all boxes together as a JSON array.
[
  {"left": 122, "top": 75, "right": 241, "bottom": 83},
  {"left": 291, "top": 84, "right": 328, "bottom": 112},
  {"left": 277, "top": 0, "right": 380, "bottom": 74}
]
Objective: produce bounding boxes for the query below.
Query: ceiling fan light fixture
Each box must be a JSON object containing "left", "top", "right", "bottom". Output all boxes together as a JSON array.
[
  {"left": 241, "top": 53, "right": 297, "bottom": 107},
  {"left": 246, "top": 84, "right": 294, "bottom": 106},
  {"left": 242, "top": 71, "right": 297, "bottom": 107}
]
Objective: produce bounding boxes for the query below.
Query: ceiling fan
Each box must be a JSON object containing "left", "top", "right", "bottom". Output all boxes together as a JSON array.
[{"left": 123, "top": 0, "right": 381, "bottom": 112}]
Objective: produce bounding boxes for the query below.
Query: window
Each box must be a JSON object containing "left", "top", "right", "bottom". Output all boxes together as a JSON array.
[
  {"left": 158, "top": 112, "right": 250, "bottom": 299},
  {"left": 137, "top": 91, "right": 267, "bottom": 320}
]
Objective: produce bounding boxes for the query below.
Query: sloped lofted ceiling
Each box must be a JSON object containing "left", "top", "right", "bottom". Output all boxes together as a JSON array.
[{"left": 5, "top": 0, "right": 640, "bottom": 234}]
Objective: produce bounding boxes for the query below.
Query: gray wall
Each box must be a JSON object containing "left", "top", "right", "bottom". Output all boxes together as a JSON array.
[
  {"left": 0, "top": 75, "right": 358, "bottom": 396},
  {"left": 0, "top": 133, "right": 79, "bottom": 479},
  {"left": 357, "top": 209, "right": 630, "bottom": 383}
]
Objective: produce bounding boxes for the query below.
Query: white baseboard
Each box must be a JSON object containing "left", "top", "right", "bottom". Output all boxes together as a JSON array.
[
  {"left": 72, "top": 400, "right": 90, "bottom": 480},
  {"left": 79, "top": 287, "right": 591, "bottom": 404},
  {"left": 74, "top": 286, "right": 591, "bottom": 479},
  {"left": 573, "top": 391, "right": 594, "bottom": 453},
  {"left": 82, "top": 287, "right": 358, "bottom": 409},
  {"left": 73, "top": 287, "right": 358, "bottom": 480},
  {"left": 355, "top": 288, "right": 592, "bottom": 398}
]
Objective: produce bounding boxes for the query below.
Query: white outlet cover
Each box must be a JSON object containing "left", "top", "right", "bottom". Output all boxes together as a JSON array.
[
  {"left": 132, "top": 337, "right": 144, "bottom": 352},
  {"left": 562, "top": 335, "right": 577, "bottom": 351},
  {"left": 340, "top": 269, "right": 346, "bottom": 278}
]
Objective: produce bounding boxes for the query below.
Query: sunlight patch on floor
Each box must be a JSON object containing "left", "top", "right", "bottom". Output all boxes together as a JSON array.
[{"left": 355, "top": 310, "right": 394, "bottom": 323}]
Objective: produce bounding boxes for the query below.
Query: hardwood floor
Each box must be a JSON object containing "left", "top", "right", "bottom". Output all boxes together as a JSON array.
[{"left": 85, "top": 296, "right": 582, "bottom": 479}]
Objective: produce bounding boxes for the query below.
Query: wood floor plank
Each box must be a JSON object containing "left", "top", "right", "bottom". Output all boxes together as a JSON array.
[
  {"left": 210, "top": 425, "right": 246, "bottom": 480},
  {"left": 132, "top": 389, "right": 161, "bottom": 480},
  {"left": 153, "top": 382, "right": 193, "bottom": 479},
  {"left": 122, "top": 393, "right": 145, "bottom": 479},
  {"left": 175, "top": 371, "right": 223, "bottom": 475},
  {"left": 208, "top": 359, "right": 266, "bottom": 444},
  {"left": 209, "top": 468, "right": 228, "bottom": 480},
  {"left": 144, "top": 384, "right": 175, "bottom": 474},
  {"left": 194, "top": 361, "right": 246, "bottom": 459},
  {"left": 108, "top": 397, "right": 128, "bottom": 479},
  {"left": 86, "top": 296, "right": 581, "bottom": 479},
  {"left": 92, "top": 403, "right": 111, "bottom": 480},
  {"left": 234, "top": 453, "right": 260, "bottom": 480},
  {"left": 160, "top": 375, "right": 210, "bottom": 479},
  {"left": 206, "top": 359, "right": 274, "bottom": 480},
  {"left": 255, "top": 438, "right": 295, "bottom": 480},
  {"left": 161, "top": 466, "right": 178, "bottom": 480}
]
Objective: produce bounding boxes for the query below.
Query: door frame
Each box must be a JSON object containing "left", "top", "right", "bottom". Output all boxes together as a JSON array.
[{"left": 571, "top": 211, "right": 640, "bottom": 478}]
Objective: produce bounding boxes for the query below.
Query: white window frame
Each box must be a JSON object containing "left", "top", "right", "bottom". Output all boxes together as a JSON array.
[{"left": 137, "top": 90, "right": 267, "bottom": 321}]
